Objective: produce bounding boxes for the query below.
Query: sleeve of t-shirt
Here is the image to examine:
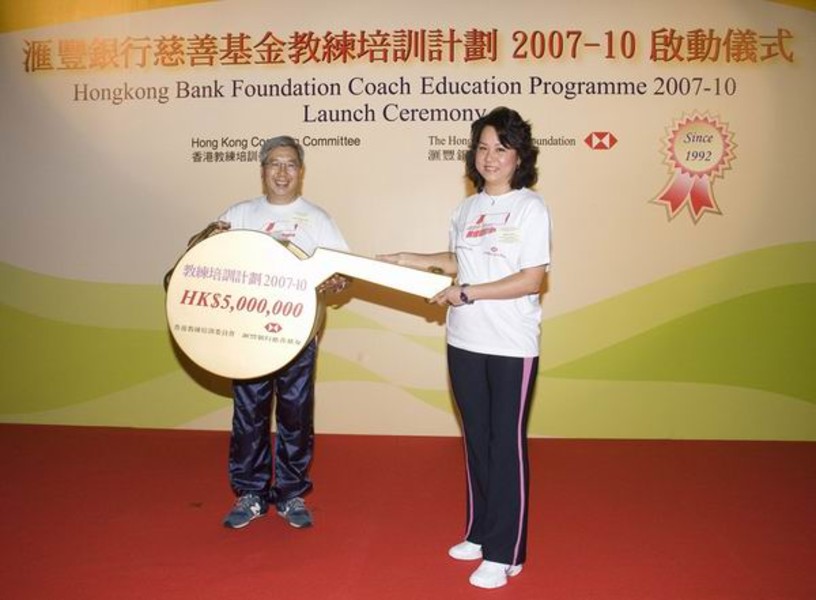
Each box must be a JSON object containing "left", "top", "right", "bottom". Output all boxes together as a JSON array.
[
  {"left": 448, "top": 202, "right": 464, "bottom": 253},
  {"left": 519, "top": 198, "right": 552, "bottom": 270},
  {"left": 216, "top": 202, "right": 241, "bottom": 227},
  {"left": 321, "top": 217, "right": 350, "bottom": 252}
]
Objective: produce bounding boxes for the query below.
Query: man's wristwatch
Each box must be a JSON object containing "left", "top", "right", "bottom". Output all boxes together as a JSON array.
[{"left": 459, "top": 284, "right": 475, "bottom": 305}]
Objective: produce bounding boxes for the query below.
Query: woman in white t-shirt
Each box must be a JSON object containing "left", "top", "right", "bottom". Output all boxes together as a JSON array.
[{"left": 379, "top": 107, "right": 551, "bottom": 590}]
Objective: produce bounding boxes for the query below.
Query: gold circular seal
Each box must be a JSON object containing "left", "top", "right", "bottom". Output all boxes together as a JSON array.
[{"left": 670, "top": 119, "right": 727, "bottom": 178}]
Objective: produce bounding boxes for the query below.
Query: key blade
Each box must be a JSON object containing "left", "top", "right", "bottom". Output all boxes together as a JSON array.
[{"left": 308, "top": 247, "right": 451, "bottom": 299}]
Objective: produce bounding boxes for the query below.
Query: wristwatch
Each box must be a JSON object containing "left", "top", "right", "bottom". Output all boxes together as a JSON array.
[{"left": 459, "top": 284, "right": 475, "bottom": 305}]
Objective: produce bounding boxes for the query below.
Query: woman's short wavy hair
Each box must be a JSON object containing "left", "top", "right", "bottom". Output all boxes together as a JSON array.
[{"left": 465, "top": 107, "right": 538, "bottom": 191}]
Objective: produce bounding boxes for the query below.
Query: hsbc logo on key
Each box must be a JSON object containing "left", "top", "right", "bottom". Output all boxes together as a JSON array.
[{"left": 584, "top": 132, "right": 618, "bottom": 150}]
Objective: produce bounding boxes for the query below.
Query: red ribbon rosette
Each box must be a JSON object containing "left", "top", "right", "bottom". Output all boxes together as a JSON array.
[{"left": 652, "top": 113, "right": 736, "bottom": 223}]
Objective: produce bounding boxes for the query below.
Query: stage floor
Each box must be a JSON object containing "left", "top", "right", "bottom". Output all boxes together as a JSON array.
[{"left": 1, "top": 425, "right": 814, "bottom": 599}]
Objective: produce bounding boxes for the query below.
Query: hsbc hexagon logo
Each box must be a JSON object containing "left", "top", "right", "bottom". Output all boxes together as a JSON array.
[
  {"left": 265, "top": 322, "right": 282, "bottom": 333},
  {"left": 584, "top": 132, "right": 618, "bottom": 150}
]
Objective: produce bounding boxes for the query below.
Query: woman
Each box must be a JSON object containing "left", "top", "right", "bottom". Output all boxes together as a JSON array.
[{"left": 379, "top": 107, "right": 552, "bottom": 589}]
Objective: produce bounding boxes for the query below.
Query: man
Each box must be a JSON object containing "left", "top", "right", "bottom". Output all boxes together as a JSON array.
[{"left": 217, "top": 135, "right": 349, "bottom": 529}]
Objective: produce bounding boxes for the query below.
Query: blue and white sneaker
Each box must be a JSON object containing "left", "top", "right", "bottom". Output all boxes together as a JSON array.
[
  {"left": 276, "top": 497, "right": 313, "bottom": 528},
  {"left": 223, "top": 493, "right": 268, "bottom": 529}
]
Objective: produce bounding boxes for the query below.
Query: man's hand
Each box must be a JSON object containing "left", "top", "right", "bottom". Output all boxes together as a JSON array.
[
  {"left": 187, "top": 220, "right": 231, "bottom": 248},
  {"left": 317, "top": 274, "right": 351, "bottom": 294}
]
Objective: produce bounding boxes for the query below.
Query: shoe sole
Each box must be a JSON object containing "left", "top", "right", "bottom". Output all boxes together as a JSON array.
[
  {"left": 276, "top": 511, "right": 312, "bottom": 528},
  {"left": 469, "top": 565, "right": 523, "bottom": 589},
  {"left": 448, "top": 549, "right": 482, "bottom": 561}
]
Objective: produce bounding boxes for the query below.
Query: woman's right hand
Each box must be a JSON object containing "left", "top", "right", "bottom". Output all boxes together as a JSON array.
[{"left": 375, "top": 252, "right": 403, "bottom": 265}]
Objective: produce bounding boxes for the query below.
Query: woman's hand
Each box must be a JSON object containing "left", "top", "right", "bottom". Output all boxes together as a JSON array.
[
  {"left": 431, "top": 285, "right": 468, "bottom": 307},
  {"left": 375, "top": 252, "right": 403, "bottom": 265}
]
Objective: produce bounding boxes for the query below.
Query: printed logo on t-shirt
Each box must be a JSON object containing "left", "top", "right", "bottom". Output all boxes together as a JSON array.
[
  {"left": 484, "top": 245, "right": 507, "bottom": 258},
  {"left": 264, "top": 221, "right": 298, "bottom": 241},
  {"left": 497, "top": 228, "right": 521, "bottom": 243},
  {"left": 464, "top": 212, "right": 509, "bottom": 241}
]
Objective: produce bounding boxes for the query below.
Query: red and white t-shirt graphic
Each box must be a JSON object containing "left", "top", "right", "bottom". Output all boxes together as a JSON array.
[
  {"left": 264, "top": 221, "right": 299, "bottom": 241},
  {"left": 464, "top": 212, "right": 510, "bottom": 240}
]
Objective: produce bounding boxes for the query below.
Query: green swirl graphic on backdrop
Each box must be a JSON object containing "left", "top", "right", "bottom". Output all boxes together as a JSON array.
[{"left": 2, "top": 242, "right": 815, "bottom": 439}]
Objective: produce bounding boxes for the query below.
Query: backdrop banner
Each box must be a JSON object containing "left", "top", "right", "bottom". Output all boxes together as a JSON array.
[{"left": 1, "top": 0, "right": 814, "bottom": 439}]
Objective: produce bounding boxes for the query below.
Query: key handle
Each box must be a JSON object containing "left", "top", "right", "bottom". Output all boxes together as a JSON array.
[{"left": 165, "top": 229, "right": 450, "bottom": 379}]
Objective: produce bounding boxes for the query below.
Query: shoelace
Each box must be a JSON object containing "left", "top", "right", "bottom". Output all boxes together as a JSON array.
[
  {"left": 282, "top": 497, "right": 305, "bottom": 513},
  {"left": 236, "top": 495, "right": 261, "bottom": 510}
]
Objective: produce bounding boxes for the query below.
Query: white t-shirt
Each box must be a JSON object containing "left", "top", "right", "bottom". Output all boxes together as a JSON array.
[
  {"left": 446, "top": 188, "right": 552, "bottom": 358},
  {"left": 218, "top": 196, "right": 349, "bottom": 255}
]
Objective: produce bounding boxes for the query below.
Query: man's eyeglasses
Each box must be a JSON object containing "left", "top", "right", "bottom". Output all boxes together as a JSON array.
[{"left": 264, "top": 160, "right": 300, "bottom": 172}]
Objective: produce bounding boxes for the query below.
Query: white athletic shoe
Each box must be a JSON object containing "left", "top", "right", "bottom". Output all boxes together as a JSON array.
[
  {"left": 468, "top": 560, "right": 523, "bottom": 589},
  {"left": 448, "top": 540, "right": 483, "bottom": 561}
]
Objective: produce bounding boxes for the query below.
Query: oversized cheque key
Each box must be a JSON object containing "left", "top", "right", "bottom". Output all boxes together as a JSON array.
[{"left": 165, "top": 229, "right": 451, "bottom": 379}]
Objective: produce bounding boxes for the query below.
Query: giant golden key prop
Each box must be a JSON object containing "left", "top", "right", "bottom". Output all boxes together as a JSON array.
[{"left": 165, "top": 229, "right": 451, "bottom": 379}]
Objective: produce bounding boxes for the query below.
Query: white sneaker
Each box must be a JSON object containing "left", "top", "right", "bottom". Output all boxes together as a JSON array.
[
  {"left": 448, "top": 540, "right": 483, "bottom": 560},
  {"left": 469, "top": 560, "right": 523, "bottom": 589}
]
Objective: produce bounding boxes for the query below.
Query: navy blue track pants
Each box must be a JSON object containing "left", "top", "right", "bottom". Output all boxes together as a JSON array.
[
  {"left": 228, "top": 339, "right": 317, "bottom": 504},
  {"left": 447, "top": 345, "right": 538, "bottom": 566}
]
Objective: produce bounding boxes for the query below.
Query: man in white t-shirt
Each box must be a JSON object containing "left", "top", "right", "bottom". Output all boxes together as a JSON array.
[{"left": 218, "top": 136, "right": 349, "bottom": 530}]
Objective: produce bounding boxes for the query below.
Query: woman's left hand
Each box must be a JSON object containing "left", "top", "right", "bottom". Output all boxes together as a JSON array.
[{"left": 431, "top": 285, "right": 466, "bottom": 307}]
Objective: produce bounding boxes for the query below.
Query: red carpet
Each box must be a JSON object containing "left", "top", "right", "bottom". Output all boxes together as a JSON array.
[{"left": 0, "top": 425, "right": 814, "bottom": 599}]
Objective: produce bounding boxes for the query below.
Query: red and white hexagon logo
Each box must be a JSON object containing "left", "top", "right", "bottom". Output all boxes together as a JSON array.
[{"left": 584, "top": 132, "right": 618, "bottom": 150}]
